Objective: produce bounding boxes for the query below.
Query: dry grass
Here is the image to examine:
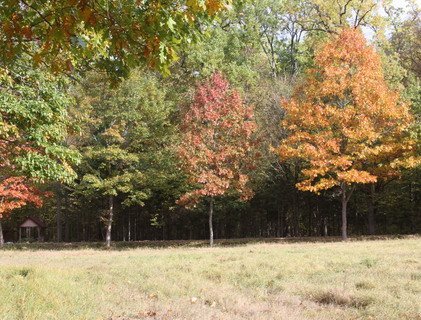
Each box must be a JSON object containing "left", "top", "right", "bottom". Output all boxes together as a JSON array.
[{"left": 0, "top": 237, "right": 420, "bottom": 320}]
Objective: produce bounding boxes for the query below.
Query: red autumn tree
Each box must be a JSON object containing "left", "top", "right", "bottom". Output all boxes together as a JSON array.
[
  {"left": 0, "top": 134, "right": 43, "bottom": 245},
  {"left": 277, "top": 28, "right": 417, "bottom": 240},
  {"left": 0, "top": 177, "right": 43, "bottom": 245},
  {"left": 178, "top": 72, "right": 257, "bottom": 246}
]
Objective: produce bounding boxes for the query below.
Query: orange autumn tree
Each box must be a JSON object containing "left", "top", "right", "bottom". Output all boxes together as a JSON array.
[
  {"left": 0, "top": 177, "right": 43, "bottom": 245},
  {"left": 277, "top": 28, "right": 416, "bottom": 240},
  {"left": 178, "top": 72, "right": 257, "bottom": 246},
  {"left": 0, "top": 138, "right": 45, "bottom": 246}
]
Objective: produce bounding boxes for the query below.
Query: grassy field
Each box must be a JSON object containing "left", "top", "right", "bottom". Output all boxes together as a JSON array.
[{"left": 0, "top": 237, "right": 420, "bottom": 320}]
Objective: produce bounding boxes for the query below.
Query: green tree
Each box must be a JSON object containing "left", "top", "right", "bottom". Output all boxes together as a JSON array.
[
  {"left": 0, "top": 60, "right": 79, "bottom": 243},
  {"left": 72, "top": 69, "right": 176, "bottom": 247}
]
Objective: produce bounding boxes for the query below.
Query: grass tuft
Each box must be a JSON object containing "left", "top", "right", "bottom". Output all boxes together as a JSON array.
[
  {"left": 360, "top": 258, "right": 378, "bottom": 268},
  {"left": 16, "top": 268, "right": 33, "bottom": 278},
  {"left": 355, "top": 280, "right": 375, "bottom": 290},
  {"left": 309, "top": 289, "right": 373, "bottom": 308}
]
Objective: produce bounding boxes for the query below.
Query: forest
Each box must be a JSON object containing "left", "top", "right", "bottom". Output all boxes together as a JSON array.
[{"left": 0, "top": 0, "right": 420, "bottom": 247}]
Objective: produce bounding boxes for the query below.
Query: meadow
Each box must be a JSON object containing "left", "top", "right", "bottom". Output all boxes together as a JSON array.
[{"left": 0, "top": 237, "right": 420, "bottom": 320}]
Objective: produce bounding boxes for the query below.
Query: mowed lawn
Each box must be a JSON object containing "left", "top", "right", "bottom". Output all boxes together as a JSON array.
[{"left": 0, "top": 238, "right": 420, "bottom": 320}]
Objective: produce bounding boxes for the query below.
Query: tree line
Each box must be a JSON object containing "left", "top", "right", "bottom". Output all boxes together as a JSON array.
[{"left": 0, "top": 0, "right": 419, "bottom": 246}]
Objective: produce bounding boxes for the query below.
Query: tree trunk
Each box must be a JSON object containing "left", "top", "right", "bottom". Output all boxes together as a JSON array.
[
  {"left": 368, "top": 184, "right": 376, "bottom": 235},
  {"left": 410, "top": 181, "right": 417, "bottom": 233},
  {"left": 341, "top": 183, "right": 348, "bottom": 241},
  {"left": 127, "top": 214, "right": 132, "bottom": 242},
  {"left": 0, "top": 221, "right": 4, "bottom": 246},
  {"left": 105, "top": 195, "right": 114, "bottom": 248},
  {"left": 209, "top": 197, "right": 214, "bottom": 247},
  {"left": 277, "top": 203, "right": 281, "bottom": 237},
  {"left": 308, "top": 195, "right": 313, "bottom": 236},
  {"left": 292, "top": 189, "right": 299, "bottom": 236},
  {"left": 56, "top": 184, "right": 62, "bottom": 242},
  {"left": 134, "top": 217, "right": 137, "bottom": 241},
  {"left": 64, "top": 191, "right": 70, "bottom": 242}
]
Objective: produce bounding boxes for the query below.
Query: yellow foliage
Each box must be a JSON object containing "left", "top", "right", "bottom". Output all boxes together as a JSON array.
[{"left": 278, "top": 28, "right": 417, "bottom": 193}]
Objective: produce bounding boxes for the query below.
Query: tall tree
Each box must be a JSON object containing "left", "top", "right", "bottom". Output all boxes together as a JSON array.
[
  {"left": 306, "top": 0, "right": 387, "bottom": 33},
  {"left": 388, "top": 4, "right": 421, "bottom": 79},
  {"left": 72, "top": 69, "right": 176, "bottom": 247},
  {"left": 277, "top": 28, "right": 416, "bottom": 240},
  {"left": 178, "top": 72, "right": 257, "bottom": 246},
  {"left": 0, "top": 61, "right": 79, "bottom": 244},
  {"left": 238, "top": 0, "right": 310, "bottom": 77}
]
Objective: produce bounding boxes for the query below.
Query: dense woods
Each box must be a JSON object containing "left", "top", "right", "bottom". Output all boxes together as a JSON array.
[{"left": 0, "top": 0, "right": 419, "bottom": 246}]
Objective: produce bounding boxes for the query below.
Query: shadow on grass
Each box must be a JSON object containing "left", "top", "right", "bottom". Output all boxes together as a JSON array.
[{"left": 0, "top": 234, "right": 418, "bottom": 251}]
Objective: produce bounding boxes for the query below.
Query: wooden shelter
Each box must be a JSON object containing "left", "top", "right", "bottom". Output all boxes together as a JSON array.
[{"left": 19, "top": 216, "right": 46, "bottom": 242}]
